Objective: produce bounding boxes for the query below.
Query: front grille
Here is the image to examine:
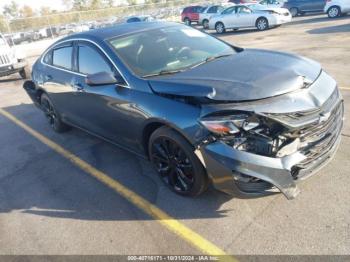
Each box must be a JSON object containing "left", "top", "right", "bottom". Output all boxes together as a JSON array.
[
  {"left": 265, "top": 88, "right": 340, "bottom": 128},
  {"left": 0, "top": 54, "right": 10, "bottom": 65},
  {"left": 297, "top": 101, "right": 343, "bottom": 169}
]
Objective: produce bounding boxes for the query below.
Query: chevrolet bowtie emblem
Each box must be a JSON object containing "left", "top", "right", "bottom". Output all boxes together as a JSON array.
[{"left": 319, "top": 112, "right": 331, "bottom": 123}]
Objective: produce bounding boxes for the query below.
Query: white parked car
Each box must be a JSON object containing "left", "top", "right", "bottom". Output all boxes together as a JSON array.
[
  {"left": 0, "top": 33, "right": 30, "bottom": 79},
  {"left": 199, "top": 5, "right": 226, "bottom": 28},
  {"left": 209, "top": 4, "right": 291, "bottom": 33},
  {"left": 324, "top": 0, "right": 350, "bottom": 17}
]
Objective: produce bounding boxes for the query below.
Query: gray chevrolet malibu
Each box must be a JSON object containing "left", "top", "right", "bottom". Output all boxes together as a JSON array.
[{"left": 24, "top": 22, "right": 343, "bottom": 199}]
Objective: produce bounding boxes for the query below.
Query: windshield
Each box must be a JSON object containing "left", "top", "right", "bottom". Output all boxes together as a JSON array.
[{"left": 108, "top": 25, "right": 235, "bottom": 77}]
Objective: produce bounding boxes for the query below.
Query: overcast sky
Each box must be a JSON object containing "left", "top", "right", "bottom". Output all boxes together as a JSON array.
[
  {"left": 0, "top": 0, "right": 137, "bottom": 13},
  {"left": 0, "top": 0, "right": 65, "bottom": 12}
]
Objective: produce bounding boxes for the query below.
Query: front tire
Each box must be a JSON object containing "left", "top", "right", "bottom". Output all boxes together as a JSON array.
[
  {"left": 149, "top": 127, "right": 208, "bottom": 197},
  {"left": 215, "top": 22, "right": 225, "bottom": 34},
  {"left": 289, "top": 7, "right": 298, "bottom": 17},
  {"left": 327, "top": 6, "right": 341, "bottom": 18},
  {"left": 41, "top": 93, "right": 70, "bottom": 133},
  {"left": 256, "top": 17, "right": 269, "bottom": 31}
]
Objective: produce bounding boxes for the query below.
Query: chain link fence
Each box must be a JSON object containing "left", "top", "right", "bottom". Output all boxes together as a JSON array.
[{"left": 1, "top": 0, "right": 222, "bottom": 46}]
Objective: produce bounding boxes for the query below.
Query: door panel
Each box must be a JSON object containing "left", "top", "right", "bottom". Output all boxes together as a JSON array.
[
  {"left": 41, "top": 43, "right": 77, "bottom": 123},
  {"left": 65, "top": 41, "right": 141, "bottom": 152},
  {"left": 235, "top": 6, "right": 254, "bottom": 27},
  {"left": 221, "top": 6, "right": 237, "bottom": 28}
]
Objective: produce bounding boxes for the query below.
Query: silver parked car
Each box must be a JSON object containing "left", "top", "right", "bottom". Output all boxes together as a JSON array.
[
  {"left": 209, "top": 4, "right": 292, "bottom": 33},
  {"left": 199, "top": 5, "right": 225, "bottom": 29}
]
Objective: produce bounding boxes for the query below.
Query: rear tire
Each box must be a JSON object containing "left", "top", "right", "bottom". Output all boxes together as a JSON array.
[
  {"left": 184, "top": 18, "right": 191, "bottom": 26},
  {"left": 202, "top": 19, "right": 209, "bottom": 29},
  {"left": 327, "top": 6, "right": 341, "bottom": 18},
  {"left": 256, "top": 17, "right": 269, "bottom": 31},
  {"left": 215, "top": 22, "right": 225, "bottom": 34},
  {"left": 289, "top": 7, "right": 298, "bottom": 17},
  {"left": 149, "top": 126, "right": 208, "bottom": 197},
  {"left": 41, "top": 93, "right": 70, "bottom": 133}
]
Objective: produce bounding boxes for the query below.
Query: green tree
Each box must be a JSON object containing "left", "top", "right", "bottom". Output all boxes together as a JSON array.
[
  {"left": 40, "top": 6, "right": 52, "bottom": 16},
  {"left": 0, "top": 15, "right": 9, "bottom": 33},
  {"left": 89, "top": 0, "right": 102, "bottom": 10},
  {"left": 73, "top": 0, "right": 89, "bottom": 10},
  {"left": 102, "top": 0, "right": 114, "bottom": 8},
  {"left": 19, "top": 5, "right": 34, "bottom": 18},
  {"left": 126, "top": 0, "right": 137, "bottom": 6},
  {"left": 2, "top": 0, "right": 19, "bottom": 19}
]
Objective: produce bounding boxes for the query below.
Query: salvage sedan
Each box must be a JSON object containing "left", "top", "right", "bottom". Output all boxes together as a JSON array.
[
  {"left": 209, "top": 4, "right": 291, "bottom": 33},
  {"left": 24, "top": 22, "right": 343, "bottom": 199}
]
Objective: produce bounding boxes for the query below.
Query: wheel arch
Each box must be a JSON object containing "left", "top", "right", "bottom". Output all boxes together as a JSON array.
[
  {"left": 23, "top": 80, "right": 46, "bottom": 106},
  {"left": 142, "top": 119, "right": 196, "bottom": 158},
  {"left": 327, "top": 5, "right": 342, "bottom": 13},
  {"left": 215, "top": 21, "right": 224, "bottom": 27},
  {"left": 256, "top": 16, "right": 268, "bottom": 25}
]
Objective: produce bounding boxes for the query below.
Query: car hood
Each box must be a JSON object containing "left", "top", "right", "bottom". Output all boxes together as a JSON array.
[{"left": 148, "top": 49, "right": 321, "bottom": 102}]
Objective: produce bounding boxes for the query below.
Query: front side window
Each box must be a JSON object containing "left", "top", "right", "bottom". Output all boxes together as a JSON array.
[
  {"left": 52, "top": 46, "right": 73, "bottom": 70},
  {"left": 222, "top": 6, "right": 236, "bottom": 14},
  {"left": 78, "top": 44, "right": 112, "bottom": 75},
  {"left": 108, "top": 25, "right": 236, "bottom": 77},
  {"left": 237, "top": 6, "right": 252, "bottom": 14}
]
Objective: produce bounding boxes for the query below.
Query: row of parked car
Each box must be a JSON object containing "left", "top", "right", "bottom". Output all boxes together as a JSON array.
[{"left": 181, "top": 0, "right": 350, "bottom": 33}]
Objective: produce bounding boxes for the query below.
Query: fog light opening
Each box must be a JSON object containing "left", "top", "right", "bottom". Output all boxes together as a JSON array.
[{"left": 233, "top": 172, "right": 274, "bottom": 193}]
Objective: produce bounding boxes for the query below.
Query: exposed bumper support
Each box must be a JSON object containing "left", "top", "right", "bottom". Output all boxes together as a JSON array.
[{"left": 197, "top": 133, "right": 341, "bottom": 200}]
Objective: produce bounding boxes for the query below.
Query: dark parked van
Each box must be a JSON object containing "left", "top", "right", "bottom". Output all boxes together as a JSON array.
[{"left": 283, "top": 0, "right": 327, "bottom": 16}]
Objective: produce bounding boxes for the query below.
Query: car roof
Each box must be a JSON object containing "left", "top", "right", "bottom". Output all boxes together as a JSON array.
[{"left": 62, "top": 21, "right": 179, "bottom": 42}]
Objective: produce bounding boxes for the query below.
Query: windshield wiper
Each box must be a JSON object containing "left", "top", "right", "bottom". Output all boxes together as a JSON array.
[
  {"left": 190, "top": 54, "right": 233, "bottom": 69},
  {"left": 142, "top": 54, "right": 233, "bottom": 78},
  {"left": 142, "top": 69, "right": 185, "bottom": 78}
]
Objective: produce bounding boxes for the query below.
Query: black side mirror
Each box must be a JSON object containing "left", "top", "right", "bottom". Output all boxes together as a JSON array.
[{"left": 85, "top": 71, "right": 120, "bottom": 86}]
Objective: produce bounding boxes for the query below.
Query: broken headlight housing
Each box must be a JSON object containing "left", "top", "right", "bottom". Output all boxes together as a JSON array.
[{"left": 200, "top": 113, "right": 287, "bottom": 156}]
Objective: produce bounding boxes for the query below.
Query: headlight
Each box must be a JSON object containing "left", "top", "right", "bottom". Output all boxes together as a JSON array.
[
  {"left": 200, "top": 113, "right": 287, "bottom": 157},
  {"left": 200, "top": 114, "right": 260, "bottom": 136}
]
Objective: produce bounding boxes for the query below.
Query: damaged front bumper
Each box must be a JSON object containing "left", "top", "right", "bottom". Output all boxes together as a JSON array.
[
  {"left": 197, "top": 131, "right": 341, "bottom": 200},
  {"left": 196, "top": 73, "right": 344, "bottom": 199}
]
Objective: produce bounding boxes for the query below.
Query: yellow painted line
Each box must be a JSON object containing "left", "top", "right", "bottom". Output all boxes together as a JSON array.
[
  {"left": 339, "top": 87, "right": 350, "bottom": 91},
  {"left": 0, "top": 108, "right": 237, "bottom": 262}
]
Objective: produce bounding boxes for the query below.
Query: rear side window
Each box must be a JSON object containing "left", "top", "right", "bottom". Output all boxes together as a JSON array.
[
  {"left": 78, "top": 44, "right": 112, "bottom": 75},
  {"left": 182, "top": 7, "right": 190, "bottom": 13},
  {"left": 208, "top": 6, "right": 218, "bottom": 13},
  {"left": 193, "top": 6, "right": 203, "bottom": 13},
  {"left": 43, "top": 50, "right": 52, "bottom": 65},
  {"left": 52, "top": 46, "right": 73, "bottom": 70}
]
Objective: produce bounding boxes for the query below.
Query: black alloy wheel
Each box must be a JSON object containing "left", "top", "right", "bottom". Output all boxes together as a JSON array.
[
  {"left": 41, "top": 93, "right": 70, "bottom": 133},
  {"left": 149, "top": 127, "right": 208, "bottom": 196}
]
